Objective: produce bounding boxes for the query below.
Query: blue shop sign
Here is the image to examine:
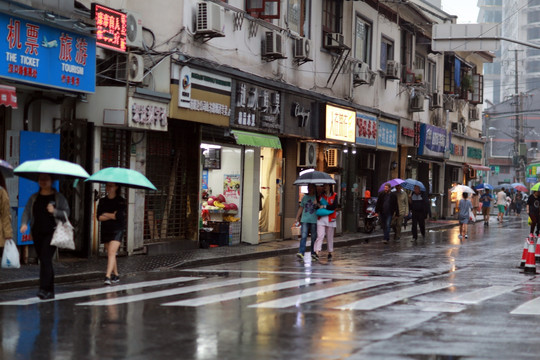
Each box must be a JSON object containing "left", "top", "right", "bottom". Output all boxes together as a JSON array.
[
  {"left": 418, "top": 123, "right": 446, "bottom": 158},
  {"left": 377, "top": 120, "right": 398, "bottom": 151},
  {"left": 0, "top": 13, "right": 95, "bottom": 93}
]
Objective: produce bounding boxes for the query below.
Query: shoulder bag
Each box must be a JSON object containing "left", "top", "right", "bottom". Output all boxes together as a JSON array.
[{"left": 51, "top": 213, "right": 75, "bottom": 250}]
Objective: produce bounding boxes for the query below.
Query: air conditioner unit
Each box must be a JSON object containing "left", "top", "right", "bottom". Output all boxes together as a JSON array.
[
  {"left": 324, "top": 32, "right": 344, "bottom": 49},
  {"left": 263, "top": 31, "right": 284, "bottom": 57},
  {"left": 326, "top": 148, "right": 339, "bottom": 168},
  {"left": 353, "top": 62, "right": 371, "bottom": 85},
  {"left": 386, "top": 60, "right": 400, "bottom": 79},
  {"left": 294, "top": 37, "right": 311, "bottom": 60},
  {"left": 366, "top": 153, "right": 376, "bottom": 170},
  {"left": 444, "top": 97, "right": 455, "bottom": 112},
  {"left": 431, "top": 92, "right": 442, "bottom": 108},
  {"left": 468, "top": 168, "right": 477, "bottom": 179},
  {"left": 297, "top": 142, "right": 318, "bottom": 167},
  {"left": 116, "top": 54, "right": 144, "bottom": 82},
  {"left": 125, "top": 12, "right": 143, "bottom": 49},
  {"left": 410, "top": 94, "right": 425, "bottom": 112},
  {"left": 469, "top": 106, "right": 479, "bottom": 121},
  {"left": 196, "top": 2, "right": 224, "bottom": 36}
]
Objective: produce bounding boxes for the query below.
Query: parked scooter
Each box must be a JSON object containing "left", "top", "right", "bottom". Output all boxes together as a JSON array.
[{"left": 364, "top": 197, "right": 379, "bottom": 233}]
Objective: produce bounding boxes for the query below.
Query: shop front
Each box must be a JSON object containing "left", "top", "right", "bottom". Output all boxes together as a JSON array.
[
  {"left": 230, "top": 80, "right": 282, "bottom": 244},
  {"left": 446, "top": 135, "right": 466, "bottom": 217},
  {"left": 376, "top": 118, "right": 398, "bottom": 188}
]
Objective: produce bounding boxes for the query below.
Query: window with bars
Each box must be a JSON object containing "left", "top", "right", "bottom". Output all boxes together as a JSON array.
[
  {"left": 246, "top": 0, "right": 280, "bottom": 19},
  {"left": 322, "top": 0, "right": 342, "bottom": 33},
  {"left": 287, "top": 0, "right": 310, "bottom": 37}
]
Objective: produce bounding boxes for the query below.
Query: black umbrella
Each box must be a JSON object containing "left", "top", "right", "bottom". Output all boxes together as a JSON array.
[{"left": 293, "top": 171, "right": 336, "bottom": 185}]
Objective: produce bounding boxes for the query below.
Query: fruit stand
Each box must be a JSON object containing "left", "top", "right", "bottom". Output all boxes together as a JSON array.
[{"left": 201, "top": 193, "right": 240, "bottom": 247}]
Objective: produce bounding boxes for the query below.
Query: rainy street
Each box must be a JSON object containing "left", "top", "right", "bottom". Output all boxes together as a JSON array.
[{"left": 1, "top": 218, "right": 540, "bottom": 360}]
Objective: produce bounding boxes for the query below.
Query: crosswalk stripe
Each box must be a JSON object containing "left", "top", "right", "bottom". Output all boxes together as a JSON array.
[
  {"left": 0, "top": 276, "right": 204, "bottom": 306},
  {"left": 248, "top": 281, "right": 389, "bottom": 309},
  {"left": 76, "top": 277, "right": 261, "bottom": 306},
  {"left": 336, "top": 283, "right": 452, "bottom": 311},
  {"left": 443, "top": 286, "right": 516, "bottom": 304},
  {"left": 180, "top": 269, "right": 412, "bottom": 282},
  {"left": 162, "top": 278, "right": 329, "bottom": 307},
  {"left": 510, "top": 297, "right": 540, "bottom": 315}
]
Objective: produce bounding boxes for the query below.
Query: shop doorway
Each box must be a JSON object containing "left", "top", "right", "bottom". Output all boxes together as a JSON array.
[{"left": 258, "top": 147, "right": 282, "bottom": 242}]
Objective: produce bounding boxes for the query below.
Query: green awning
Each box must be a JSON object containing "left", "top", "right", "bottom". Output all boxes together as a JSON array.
[{"left": 231, "top": 130, "right": 282, "bottom": 149}]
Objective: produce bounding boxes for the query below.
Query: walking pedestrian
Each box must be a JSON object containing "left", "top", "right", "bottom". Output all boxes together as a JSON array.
[
  {"left": 527, "top": 190, "right": 540, "bottom": 236},
  {"left": 314, "top": 183, "right": 338, "bottom": 260},
  {"left": 409, "top": 185, "right": 430, "bottom": 241},
  {"left": 295, "top": 184, "right": 318, "bottom": 260},
  {"left": 479, "top": 189, "right": 494, "bottom": 226},
  {"left": 391, "top": 184, "right": 408, "bottom": 241},
  {"left": 20, "top": 173, "right": 70, "bottom": 300},
  {"left": 458, "top": 192, "right": 473, "bottom": 239},
  {"left": 375, "top": 183, "right": 398, "bottom": 244},
  {"left": 515, "top": 191, "right": 523, "bottom": 216},
  {"left": 97, "top": 182, "right": 126, "bottom": 285},
  {"left": 496, "top": 187, "right": 507, "bottom": 223},
  {"left": 0, "top": 173, "right": 13, "bottom": 259}
]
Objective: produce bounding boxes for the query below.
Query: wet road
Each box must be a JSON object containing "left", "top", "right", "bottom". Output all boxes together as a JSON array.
[{"left": 1, "top": 217, "right": 540, "bottom": 359}]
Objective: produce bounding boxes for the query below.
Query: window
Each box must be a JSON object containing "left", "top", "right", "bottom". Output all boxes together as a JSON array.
[
  {"left": 414, "top": 53, "right": 425, "bottom": 83},
  {"left": 444, "top": 55, "right": 456, "bottom": 94},
  {"left": 288, "top": 0, "right": 311, "bottom": 37},
  {"left": 380, "top": 37, "right": 394, "bottom": 71},
  {"left": 470, "top": 74, "right": 484, "bottom": 104},
  {"left": 355, "top": 15, "right": 371, "bottom": 64},
  {"left": 427, "top": 60, "right": 436, "bottom": 93},
  {"left": 246, "top": 0, "right": 280, "bottom": 19},
  {"left": 322, "top": 0, "right": 342, "bottom": 33}
]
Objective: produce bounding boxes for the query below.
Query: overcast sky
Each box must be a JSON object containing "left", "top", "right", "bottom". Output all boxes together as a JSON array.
[{"left": 441, "top": 0, "right": 480, "bottom": 24}]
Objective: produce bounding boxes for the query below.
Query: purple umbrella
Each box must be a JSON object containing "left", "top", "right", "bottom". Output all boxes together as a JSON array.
[{"left": 378, "top": 178, "right": 404, "bottom": 193}]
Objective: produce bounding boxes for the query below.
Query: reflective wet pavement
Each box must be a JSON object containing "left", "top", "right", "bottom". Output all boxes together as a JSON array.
[{"left": 1, "top": 216, "right": 539, "bottom": 359}]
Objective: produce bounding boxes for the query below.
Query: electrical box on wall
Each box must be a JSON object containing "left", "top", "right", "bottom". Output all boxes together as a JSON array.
[{"left": 297, "top": 142, "right": 317, "bottom": 167}]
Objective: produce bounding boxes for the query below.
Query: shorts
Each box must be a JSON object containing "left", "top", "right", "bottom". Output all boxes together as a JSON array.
[
  {"left": 458, "top": 215, "right": 469, "bottom": 224},
  {"left": 482, "top": 207, "right": 490, "bottom": 216},
  {"left": 497, "top": 205, "right": 505, "bottom": 214},
  {"left": 100, "top": 230, "right": 124, "bottom": 244}
]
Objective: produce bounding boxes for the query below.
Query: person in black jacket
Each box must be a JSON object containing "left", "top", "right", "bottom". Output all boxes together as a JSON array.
[
  {"left": 409, "top": 185, "right": 430, "bottom": 241},
  {"left": 97, "top": 182, "right": 126, "bottom": 285},
  {"left": 375, "top": 183, "right": 398, "bottom": 244}
]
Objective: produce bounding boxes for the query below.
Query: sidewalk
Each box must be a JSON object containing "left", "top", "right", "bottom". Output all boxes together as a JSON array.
[{"left": 0, "top": 219, "right": 460, "bottom": 291}]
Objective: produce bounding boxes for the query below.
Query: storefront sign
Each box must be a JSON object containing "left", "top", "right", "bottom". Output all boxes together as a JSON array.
[
  {"left": 377, "top": 120, "right": 398, "bottom": 151},
  {"left": 325, "top": 104, "right": 355, "bottom": 142},
  {"left": 401, "top": 127, "right": 414, "bottom": 138},
  {"left": 91, "top": 3, "right": 127, "bottom": 52},
  {"left": 223, "top": 174, "right": 241, "bottom": 207},
  {"left": 128, "top": 97, "right": 168, "bottom": 131},
  {"left": 450, "top": 143, "right": 464, "bottom": 156},
  {"left": 417, "top": 123, "right": 446, "bottom": 158},
  {"left": 414, "top": 121, "right": 421, "bottom": 147},
  {"left": 282, "top": 94, "right": 316, "bottom": 138},
  {"left": 356, "top": 112, "right": 377, "bottom": 147},
  {"left": 467, "top": 146, "right": 482, "bottom": 159},
  {"left": 0, "top": 13, "right": 96, "bottom": 92},
  {"left": 233, "top": 82, "right": 280, "bottom": 133}
]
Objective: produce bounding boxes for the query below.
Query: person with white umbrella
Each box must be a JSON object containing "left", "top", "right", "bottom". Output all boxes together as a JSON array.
[{"left": 457, "top": 192, "right": 473, "bottom": 239}]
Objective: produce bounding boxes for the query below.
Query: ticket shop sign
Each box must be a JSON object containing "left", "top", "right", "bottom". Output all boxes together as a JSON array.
[{"left": 0, "top": 13, "right": 96, "bottom": 92}]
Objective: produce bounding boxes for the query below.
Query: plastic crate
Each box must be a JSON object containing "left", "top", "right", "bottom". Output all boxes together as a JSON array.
[{"left": 207, "top": 221, "right": 229, "bottom": 234}]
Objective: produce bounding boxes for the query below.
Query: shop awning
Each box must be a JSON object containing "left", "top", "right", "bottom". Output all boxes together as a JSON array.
[
  {"left": 231, "top": 130, "right": 281, "bottom": 149},
  {"left": 465, "top": 163, "right": 490, "bottom": 171},
  {"left": 0, "top": 85, "right": 17, "bottom": 109}
]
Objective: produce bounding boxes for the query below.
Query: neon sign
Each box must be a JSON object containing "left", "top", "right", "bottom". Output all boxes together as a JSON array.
[{"left": 91, "top": 3, "right": 127, "bottom": 52}]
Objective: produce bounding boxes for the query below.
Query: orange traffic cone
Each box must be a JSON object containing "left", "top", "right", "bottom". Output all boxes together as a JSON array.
[
  {"left": 524, "top": 238, "right": 537, "bottom": 274},
  {"left": 520, "top": 237, "right": 529, "bottom": 268},
  {"left": 534, "top": 235, "right": 540, "bottom": 264}
]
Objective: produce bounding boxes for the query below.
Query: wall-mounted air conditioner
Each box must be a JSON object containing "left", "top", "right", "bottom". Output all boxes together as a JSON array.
[
  {"left": 410, "top": 94, "right": 425, "bottom": 112},
  {"left": 324, "top": 32, "right": 344, "bottom": 49},
  {"left": 125, "top": 12, "right": 144, "bottom": 49},
  {"left": 294, "top": 37, "right": 311, "bottom": 60},
  {"left": 353, "top": 62, "right": 372, "bottom": 85},
  {"left": 116, "top": 54, "right": 144, "bottom": 82},
  {"left": 444, "top": 97, "right": 455, "bottom": 112},
  {"left": 196, "top": 2, "right": 224, "bottom": 36},
  {"left": 431, "top": 92, "right": 442, "bottom": 108},
  {"left": 297, "top": 142, "right": 317, "bottom": 167},
  {"left": 263, "top": 31, "right": 284, "bottom": 58},
  {"left": 386, "top": 60, "right": 400, "bottom": 79},
  {"left": 326, "top": 148, "right": 339, "bottom": 168}
]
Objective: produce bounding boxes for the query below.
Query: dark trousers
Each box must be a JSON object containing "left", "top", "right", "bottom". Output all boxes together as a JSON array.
[
  {"left": 33, "top": 232, "right": 56, "bottom": 293},
  {"left": 530, "top": 213, "right": 540, "bottom": 236},
  {"left": 411, "top": 212, "right": 425, "bottom": 240},
  {"left": 381, "top": 214, "right": 392, "bottom": 241}
]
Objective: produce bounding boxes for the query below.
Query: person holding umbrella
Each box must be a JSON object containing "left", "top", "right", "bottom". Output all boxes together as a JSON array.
[
  {"left": 479, "top": 189, "right": 494, "bottom": 226},
  {"left": 392, "top": 184, "right": 408, "bottom": 241},
  {"left": 527, "top": 190, "right": 540, "bottom": 236},
  {"left": 295, "top": 184, "right": 318, "bottom": 260},
  {"left": 97, "top": 182, "right": 126, "bottom": 285},
  {"left": 457, "top": 192, "right": 473, "bottom": 239},
  {"left": 314, "top": 183, "right": 339, "bottom": 260},
  {"left": 20, "top": 174, "right": 70, "bottom": 300},
  {"left": 375, "top": 183, "right": 398, "bottom": 244}
]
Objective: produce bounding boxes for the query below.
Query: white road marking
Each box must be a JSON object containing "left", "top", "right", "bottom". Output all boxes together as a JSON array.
[
  {"left": 511, "top": 297, "right": 540, "bottom": 315},
  {"left": 248, "top": 281, "right": 389, "bottom": 309},
  {"left": 162, "top": 278, "right": 329, "bottom": 307},
  {"left": 443, "top": 286, "right": 517, "bottom": 304},
  {"left": 0, "top": 276, "right": 204, "bottom": 306},
  {"left": 407, "top": 301, "right": 467, "bottom": 313},
  {"left": 77, "top": 277, "right": 261, "bottom": 306},
  {"left": 180, "top": 269, "right": 413, "bottom": 282},
  {"left": 336, "top": 283, "right": 452, "bottom": 311}
]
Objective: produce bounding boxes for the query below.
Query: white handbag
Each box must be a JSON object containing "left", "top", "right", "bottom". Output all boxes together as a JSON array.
[
  {"left": 51, "top": 213, "right": 75, "bottom": 250},
  {"left": 2, "top": 239, "right": 20, "bottom": 269}
]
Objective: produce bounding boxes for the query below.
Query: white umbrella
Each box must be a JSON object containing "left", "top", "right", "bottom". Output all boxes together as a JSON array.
[{"left": 450, "top": 184, "right": 475, "bottom": 194}]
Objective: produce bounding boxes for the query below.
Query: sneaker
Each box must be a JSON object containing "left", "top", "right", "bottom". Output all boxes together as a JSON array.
[
  {"left": 328, "top": 253, "right": 333, "bottom": 260},
  {"left": 465, "top": 235, "right": 468, "bottom": 239},
  {"left": 311, "top": 253, "right": 319, "bottom": 261},
  {"left": 296, "top": 253, "right": 304, "bottom": 260},
  {"left": 104, "top": 277, "right": 112, "bottom": 285},
  {"left": 458, "top": 235, "right": 463, "bottom": 239},
  {"left": 111, "top": 275, "right": 120, "bottom": 283}
]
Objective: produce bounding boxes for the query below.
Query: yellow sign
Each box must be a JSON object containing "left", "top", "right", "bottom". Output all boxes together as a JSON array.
[{"left": 325, "top": 105, "right": 355, "bottom": 142}]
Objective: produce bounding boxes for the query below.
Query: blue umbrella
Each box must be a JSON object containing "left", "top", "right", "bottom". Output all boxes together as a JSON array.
[
  {"left": 402, "top": 178, "right": 426, "bottom": 191},
  {"left": 378, "top": 178, "right": 404, "bottom": 193},
  {"left": 474, "top": 183, "right": 493, "bottom": 190}
]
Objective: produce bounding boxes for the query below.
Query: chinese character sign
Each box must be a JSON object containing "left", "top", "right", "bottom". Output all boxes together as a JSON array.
[
  {"left": 0, "top": 13, "right": 96, "bottom": 92},
  {"left": 325, "top": 104, "right": 355, "bottom": 142},
  {"left": 355, "top": 112, "right": 377, "bottom": 147},
  {"left": 92, "top": 3, "right": 127, "bottom": 52},
  {"left": 234, "top": 82, "right": 281, "bottom": 132},
  {"left": 377, "top": 120, "right": 398, "bottom": 151},
  {"left": 417, "top": 123, "right": 446, "bottom": 158}
]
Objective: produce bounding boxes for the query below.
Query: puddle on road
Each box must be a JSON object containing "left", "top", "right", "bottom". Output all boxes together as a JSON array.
[{"left": 409, "top": 356, "right": 462, "bottom": 360}]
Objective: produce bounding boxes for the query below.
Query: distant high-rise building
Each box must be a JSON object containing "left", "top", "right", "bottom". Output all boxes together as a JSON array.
[{"left": 478, "top": 0, "right": 502, "bottom": 104}]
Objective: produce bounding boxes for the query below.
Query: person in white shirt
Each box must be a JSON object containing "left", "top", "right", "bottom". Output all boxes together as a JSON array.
[{"left": 496, "top": 188, "right": 507, "bottom": 223}]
